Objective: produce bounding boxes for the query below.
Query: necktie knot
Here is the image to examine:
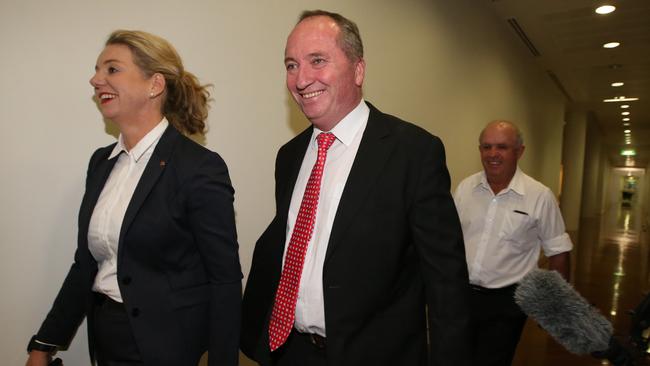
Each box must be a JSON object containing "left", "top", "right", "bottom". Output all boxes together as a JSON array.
[{"left": 317, "top": 132, "right": 336, "bottom": 152}]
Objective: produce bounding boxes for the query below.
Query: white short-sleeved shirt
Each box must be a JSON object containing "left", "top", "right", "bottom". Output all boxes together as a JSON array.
[{"left": 453, "top": 168, "right": 572, "bottom": 288}]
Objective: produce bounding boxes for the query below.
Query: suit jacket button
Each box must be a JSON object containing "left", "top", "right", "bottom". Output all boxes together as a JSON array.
[
  {"left": 131, "top": 308, "right": 140, "bottom": 317},
  {"left": 122, "top": 276, "right": 132, "bottom": 285}
]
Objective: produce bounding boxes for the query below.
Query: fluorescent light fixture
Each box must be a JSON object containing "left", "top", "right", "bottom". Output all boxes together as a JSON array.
[
  {"left": 622, "top": 111, "right": 630, "bottom": 115},
  {"left": 603, "top": 42, "right": 620, "bottom": 48},
  {"left": 611, "top": 82, "right": 624, "bottom": 87},
  {"left": 603, "top": 97, "right": 639, "bottom": 102},
  {"left": 621, "top": 150, "right": 636, "bottom": 156},
  {"left": 596, "top": 5, "right": 616, "bottom": 14},
  {"left": 621, "top": 105, "right": 630, "bottom": 108}
]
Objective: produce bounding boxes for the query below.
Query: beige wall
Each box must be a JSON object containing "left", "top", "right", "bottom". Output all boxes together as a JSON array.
[
  {"left": 581, "top": 116, "right": 606, "bottom": 218},
  {"left": 0, "top": 0, "right": 566, "bottom": 364},
  {"left": 560, "top": 106, "right": 587, "bottom": 233}
]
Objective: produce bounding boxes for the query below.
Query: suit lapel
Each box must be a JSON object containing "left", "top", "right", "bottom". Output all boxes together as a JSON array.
[
  {"left": 277, "top": 127, "right": 313, "bottom": 221},
  {"left": 324, "top": 104, "right": 394, "bottom": 264},
  {"left": 79, "top": 147, "right": 119, "bottom": 245},
  {"left": 117, "top": 125, "right": 179, "bottom": 256}
]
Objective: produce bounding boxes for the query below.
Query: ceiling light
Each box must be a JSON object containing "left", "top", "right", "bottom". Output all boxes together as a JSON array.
[
  {"left": 621, "top": 149, "right": 636, "bottom": 156},
  {"left": 596, "top": 5, "right": 616, "bottom": 14},
  {"left": 622, "top": 111, "right": 630, "bottom": 115},
  {"left": 621, "top": 105, "right": 630, "bottom": 109},
  {"left": 624, "top": 130, "right": 631, "bottom": 133},
  {"left": 611, "top": 82, "right": 624, "bottom": 87},
  {"left": 603, "top": 42, "right": 620, "bottom": 48},
  {"left": 623, "top": 123, "right": 630, "bottom": 126},
  {"left": 623, "top": 118, "right": 630, "bottom": 121},
  {"left": 603, "top": 97, "right": 639, "bottom": 102}
]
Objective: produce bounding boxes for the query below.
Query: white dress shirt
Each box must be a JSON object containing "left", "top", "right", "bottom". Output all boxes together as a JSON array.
[
  {"left": 453, "top": 167, "right": 572, "bottom": 288},
  {"left": 284, "top": 100, "right": 369, "bottom": 336},
  {"left": 87, "top": 118, "right": 168, "bottom": 302}
]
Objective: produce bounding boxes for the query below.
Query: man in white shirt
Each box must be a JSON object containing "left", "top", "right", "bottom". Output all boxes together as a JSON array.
[{"left": 454, "top": 120, "right": 572, "bottom": 366}]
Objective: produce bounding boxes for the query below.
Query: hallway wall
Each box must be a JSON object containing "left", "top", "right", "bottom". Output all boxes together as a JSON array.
[
  {"left": 560, "top": 106, "right": 588, "bottom": 233},
  {"left": 581, "top": 116, "right": 607, "bottom": 219},
  {"left": 0, "top": 0, "right": 567, "bottom": 364}
]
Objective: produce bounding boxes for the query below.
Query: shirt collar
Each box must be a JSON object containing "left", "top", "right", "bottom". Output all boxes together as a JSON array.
[
  {"left": 476, "top": 167, "right": 525, "bottom": 196},
  {"left": 109, "top": 118, "right": 169, "bottom": 161},
  {"left": 312, "top": 100, "right": 369, "bottom": 147}
]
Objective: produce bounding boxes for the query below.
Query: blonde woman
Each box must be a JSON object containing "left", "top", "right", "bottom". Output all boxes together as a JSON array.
[{"left": 26, "top": 30, "right": 241, "bottom": 366}]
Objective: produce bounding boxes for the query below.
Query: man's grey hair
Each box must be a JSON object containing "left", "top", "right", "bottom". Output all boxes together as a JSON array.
[{"left": 479, "top": 120, "right": 524, "bottom": 147}]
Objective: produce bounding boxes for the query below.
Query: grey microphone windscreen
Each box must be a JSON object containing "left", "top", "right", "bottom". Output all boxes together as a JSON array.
[{"left": 514, "top": 269, "right": 612, "bottom": 354}]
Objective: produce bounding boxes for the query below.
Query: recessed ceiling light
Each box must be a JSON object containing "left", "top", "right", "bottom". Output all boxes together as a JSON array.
[
  {"left": 621, "top": 105, "right": 630, "bottom": 109},
  {"left": 623, "top": 123, "right": 630, "bottom": 126},
  {"left": 624, "top": 130, "right": 631, "bottom": 133},
  {"left": 626, "top": 142, "right": 631, "bottom": 145},
  {"left": 596, "top": 5, "right": 616, "bottom": 14},
  {"left": 622, "top": 111, "right": 630, "bottom": 115},
  {"left": 603, "top": 42, "right": 620, "bottom": 48},
  {"left": 623, "top": 118, "right": 630, "bottom": 121},
  {"left": 611, "top": 82, "right": 624, "bottom": 87},
  {"left": 603, "top": 97, "right": 639, "bottom": 102}
]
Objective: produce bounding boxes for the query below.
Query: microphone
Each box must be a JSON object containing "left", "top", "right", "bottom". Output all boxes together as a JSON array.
[{"left": 514, "top": 269, "right": 634, "bottom": 365}]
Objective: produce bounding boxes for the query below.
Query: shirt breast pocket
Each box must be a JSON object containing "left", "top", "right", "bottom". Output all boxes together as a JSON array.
[{"left": 499, "top": 211, "right": 537, "bottom": 247}]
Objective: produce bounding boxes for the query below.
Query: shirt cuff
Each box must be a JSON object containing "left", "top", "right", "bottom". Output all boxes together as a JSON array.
[
  {"left": 542, "top": 232, "right": 573, "bottom": 257},
  {"left": 35, "top": 339, "right": 59, "bottom": 347}
]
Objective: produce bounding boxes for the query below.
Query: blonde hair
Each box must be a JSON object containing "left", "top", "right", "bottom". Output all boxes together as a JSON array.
[{"left": 106, "top": 30, "right": 211, "bottom": 136}]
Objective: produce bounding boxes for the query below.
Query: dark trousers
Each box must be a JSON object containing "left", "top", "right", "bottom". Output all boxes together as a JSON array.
[
  {"left": 92, "top": 293, "right": 144, "bottom": 366},
  {"left": 469, "top": 285, "right": 527, "bottom": 366},
  {"left": 270, "top": 329, "right": 327, "bottom": 366}
]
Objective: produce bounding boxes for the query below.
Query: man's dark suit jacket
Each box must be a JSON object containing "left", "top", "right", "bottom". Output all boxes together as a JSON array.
[
  {"left": 242, "top": 103, "right": 470, "bottom": 366},
  {"left": 35, "top": 125, "right": 242, "bottom": 366}
]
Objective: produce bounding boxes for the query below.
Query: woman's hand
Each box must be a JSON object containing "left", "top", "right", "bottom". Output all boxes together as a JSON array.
[{"left": 25, "top": 350, "right": 51, "bottom": 366}]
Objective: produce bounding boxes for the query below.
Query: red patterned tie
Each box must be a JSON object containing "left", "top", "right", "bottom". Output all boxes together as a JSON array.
[{"left": 268, "top": 132, "right": 336, "bottom": 351}]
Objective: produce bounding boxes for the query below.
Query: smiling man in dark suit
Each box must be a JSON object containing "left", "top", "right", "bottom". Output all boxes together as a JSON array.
[{"left": 241, "top": 10, "right": 470, "bottom": 366}]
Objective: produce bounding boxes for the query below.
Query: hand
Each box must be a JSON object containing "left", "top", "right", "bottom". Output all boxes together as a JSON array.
[{"left": 25, "top": 350, "right": 51, "bottom": 366}]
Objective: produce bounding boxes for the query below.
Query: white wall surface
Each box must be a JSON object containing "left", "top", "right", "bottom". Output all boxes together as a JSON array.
[{"left": 0, "top": 0, "right": 566, "bottom": 364}]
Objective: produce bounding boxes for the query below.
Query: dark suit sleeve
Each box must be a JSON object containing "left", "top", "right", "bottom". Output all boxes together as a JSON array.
[
  {"left": 35, "top": 249, "right": 90, "bottom": 346},
  {"left": 35, "top": 147, "right": 108, "bottom": 347},
  {"left": 410, "top": 137, "right": 471, "bottom": 366},
  {"left": 186, "top": 152, "right": 242, "bottom": 366}
]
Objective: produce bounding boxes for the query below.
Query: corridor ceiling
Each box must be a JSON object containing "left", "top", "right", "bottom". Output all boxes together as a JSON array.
[{"left": 487, "top": 0, "right": 650, "bottom": 168}]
